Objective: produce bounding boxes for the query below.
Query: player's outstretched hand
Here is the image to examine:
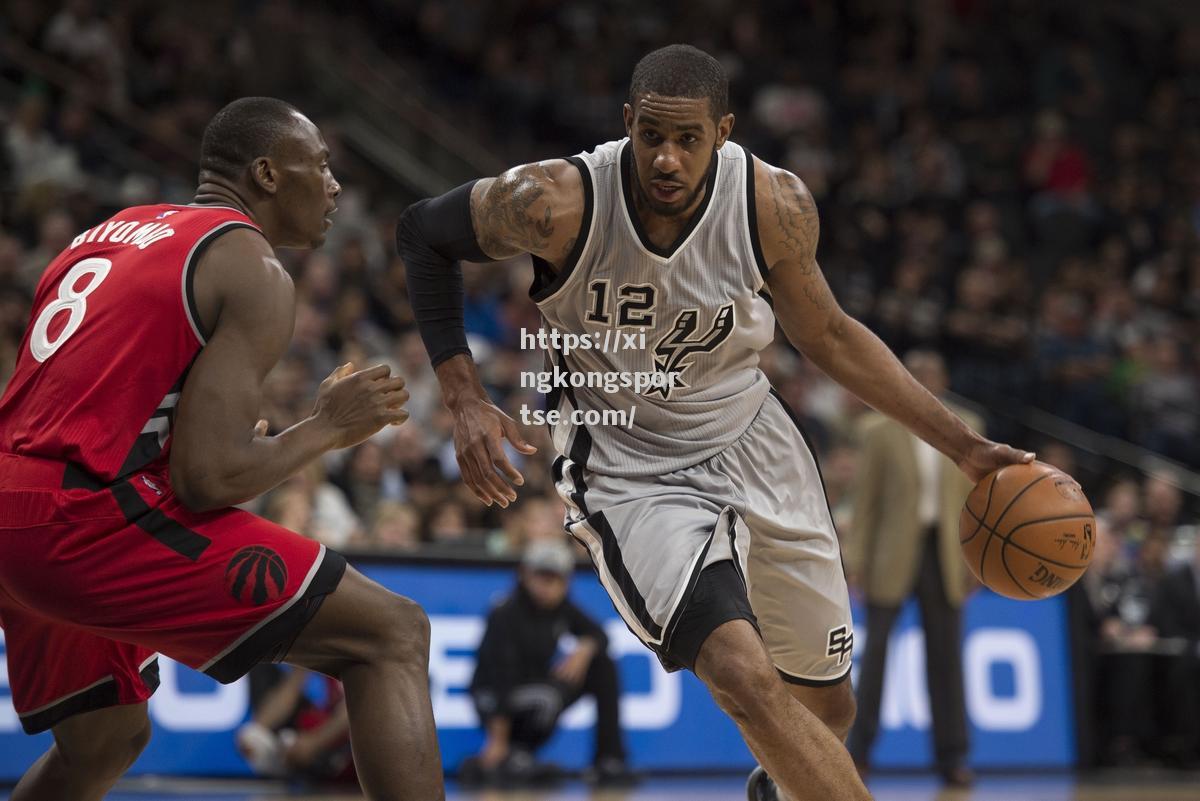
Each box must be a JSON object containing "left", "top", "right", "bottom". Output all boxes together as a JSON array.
[
  {"left": 955, "top": 438, "right": 1035, "bottom": 484},
  {"left": 312, "top": 362, "right": 410, "bottom": 450},
  {"left": 451, "top": 397, "right": 537, "bottom": 508}
]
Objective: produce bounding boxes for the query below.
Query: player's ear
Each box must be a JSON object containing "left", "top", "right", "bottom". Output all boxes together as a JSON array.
[
  {"left": 250, "top": 157, "right": 277, "bottom": 195},
  {"left": 623, "top": 102, "right": 634, "bottom": 136},
  {"left": 715, "top": 112, "right": 735, "bottom": 149}
]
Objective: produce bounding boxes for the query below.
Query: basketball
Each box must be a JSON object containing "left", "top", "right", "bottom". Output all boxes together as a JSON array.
[{"left": 959, "top": 462, "right": 1096, "bottom": 600}]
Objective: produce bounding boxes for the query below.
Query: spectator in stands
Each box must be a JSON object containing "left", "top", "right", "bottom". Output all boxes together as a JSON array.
[
  {"left": 1144, "top": 473, "right": 1186, "bottom": 545},
  {"left": 1151, "top": 534, "right": 1200, "bottom": 765},
  {"left": 1133, "top": 337, "right": 1199, "bottom": 466},
  {"left": 236, "top": 666, "right": 354, "bottom": 784},
  {"left": 463, "top": 540, "right": 630, "bottom": 788},
  {"left": 1034, "top": 290, "right": 1117, "bottom": 433}
]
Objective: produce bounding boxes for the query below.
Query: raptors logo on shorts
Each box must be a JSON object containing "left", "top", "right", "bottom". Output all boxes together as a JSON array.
[{"left": 225, "top": 546, "right": 289, "bottom": 606}]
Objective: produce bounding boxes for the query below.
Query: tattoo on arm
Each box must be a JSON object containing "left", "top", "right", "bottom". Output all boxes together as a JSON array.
[
  {"left": 768, "top": 169, "right": 819, "bottom": 273},
  {"left": 472, "top": 167, "right": 557, "bottom": 258}
]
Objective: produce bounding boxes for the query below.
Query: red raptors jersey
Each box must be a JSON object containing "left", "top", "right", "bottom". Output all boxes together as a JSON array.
[{"left": 0, "top": 204, "right": 261, "bottom": 483}]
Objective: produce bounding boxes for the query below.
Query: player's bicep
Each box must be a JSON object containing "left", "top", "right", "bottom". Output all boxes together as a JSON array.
[
  {"left": 756, "top": 160, "right": 848, "bottom": 349},
  {"left": 469, "top": 161, "right": 582, "bottom": 264},
  {"left": 171, "top": 238, "right": 294, "bottom": 478}
]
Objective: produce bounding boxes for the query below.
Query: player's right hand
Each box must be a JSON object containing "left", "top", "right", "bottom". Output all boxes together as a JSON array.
[
  {"left": 312, "top": 362, "right": 409, "bottom": 449},
  {"left": 451, "top": 396, "right": 537, "bottom": 508}
]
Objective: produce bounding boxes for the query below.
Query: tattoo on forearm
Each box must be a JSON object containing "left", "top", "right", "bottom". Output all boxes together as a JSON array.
[
  {"left": 768, "top": 170, "right": 819, "bottom": 272},
  {"left": 474, "top": 168, "right": 556, "bottom": 257}
]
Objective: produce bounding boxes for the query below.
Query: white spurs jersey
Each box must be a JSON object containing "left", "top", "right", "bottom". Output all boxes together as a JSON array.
[{"left": 531, "top": 138, "right": 777, "bottom": 477}]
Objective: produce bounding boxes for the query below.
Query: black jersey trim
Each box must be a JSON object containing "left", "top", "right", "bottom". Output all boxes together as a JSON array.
[
  {"left": 19, "top": 657, "right": 160, "bottom": 734},
  {"left": 530, "top": 156, "right": 594, "bottom": 303},
  {"left": 777, "top": 665, "right": 852, "bottom": 687},
  {"left": 619, "top": 140, "right": 719, "bottom": 260},
  {"left": 740, "top": 146, "right": 771, "bottom": 284},
  {"left": 588, "top": 511, "right": 662, "bottom": 642},
  {"left": 203, "top": 547, "right": 347, "bottom": 683},
  {"left": 659, "top": 522, "right": 718, "bottom": 661},
  {"left": 182, "top": 221, "right": 259, "bottom": 345},
  {"left": 110, "top": 480, "right": 212, "bottom": 560}
]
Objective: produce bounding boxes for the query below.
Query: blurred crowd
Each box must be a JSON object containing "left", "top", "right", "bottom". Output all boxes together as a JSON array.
[{"left": 1, "top": 0, "right": 1200, "bottom": 774}]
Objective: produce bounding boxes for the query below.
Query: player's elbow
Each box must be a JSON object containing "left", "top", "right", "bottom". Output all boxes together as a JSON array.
[{"left": 169, "top": 468, "right": 235, "bottom": 512}]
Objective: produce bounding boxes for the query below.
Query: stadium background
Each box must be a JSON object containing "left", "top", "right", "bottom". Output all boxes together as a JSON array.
[{"left": 1, "top": 0, "right": 1198, "bottom": 793}]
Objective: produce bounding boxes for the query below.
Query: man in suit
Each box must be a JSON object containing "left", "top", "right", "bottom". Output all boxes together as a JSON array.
[{"left": 844, "top": 350, "right": 979, "bottom": 786}]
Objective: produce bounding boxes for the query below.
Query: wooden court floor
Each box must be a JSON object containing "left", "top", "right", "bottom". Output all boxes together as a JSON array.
[{"left": 7, "top": 772, "right": 1196, "bottom": 800}]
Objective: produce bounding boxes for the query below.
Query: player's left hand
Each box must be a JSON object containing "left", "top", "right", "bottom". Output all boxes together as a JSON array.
[
  {"left": 451, "top": 396, "right": 537, "bottom": 508},
  {"left": 955, "top": 439, "right": 1035, "bottom": 484}
]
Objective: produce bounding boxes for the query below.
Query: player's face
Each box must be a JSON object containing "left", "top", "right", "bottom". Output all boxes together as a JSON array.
[
  {"left": 271, "top": 114, "right": 341, "bottom": 249},
  {"left": 623, "top": 94, "right": 734, "bottom": 217}
]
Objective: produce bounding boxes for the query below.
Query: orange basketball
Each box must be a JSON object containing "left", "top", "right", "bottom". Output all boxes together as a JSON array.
[{"left": 959, "top": 461, "right": 1096, "bottom": 600}]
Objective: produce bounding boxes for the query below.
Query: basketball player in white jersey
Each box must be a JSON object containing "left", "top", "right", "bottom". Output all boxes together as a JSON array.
[{"left": 397, "top": 45, "right": 1033, "bottom": 801}]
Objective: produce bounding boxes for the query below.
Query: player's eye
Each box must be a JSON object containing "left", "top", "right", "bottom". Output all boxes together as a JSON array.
[
  {"left": 681, "top": 134, "right": 697, "bottom": 145},
  {"left": 642, "top": 130, "right": 661, "bottom": 143}
]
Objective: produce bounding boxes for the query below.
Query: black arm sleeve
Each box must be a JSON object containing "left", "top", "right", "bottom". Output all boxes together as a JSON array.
[{"left": 395, "top": 180, "right": 493, "bottom": 367}]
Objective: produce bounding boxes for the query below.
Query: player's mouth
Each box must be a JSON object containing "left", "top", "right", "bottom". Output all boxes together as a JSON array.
[
  {"left": 324, "top": 205, "right": 338, "bottom": 229},
  {"left": 650, "top": 180, "right": 684, "bottom": 203}
]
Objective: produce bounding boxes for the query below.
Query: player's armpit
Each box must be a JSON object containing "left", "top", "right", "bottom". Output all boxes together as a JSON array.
[{"left": 470, "top": 160, "right": 584, "bottom": 267}]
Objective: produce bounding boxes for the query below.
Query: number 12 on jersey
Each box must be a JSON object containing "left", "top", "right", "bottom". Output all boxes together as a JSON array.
[
  {"left": 29, "top": 257, "right": 112, "bottom": 362},
  {"left": 585, "top": 280, "right": 657, "bottom": 327}
]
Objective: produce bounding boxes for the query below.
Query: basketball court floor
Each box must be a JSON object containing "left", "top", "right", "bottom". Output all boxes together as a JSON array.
[{"left": 5, "top": 773, "right": 1197, "bottom": 800}]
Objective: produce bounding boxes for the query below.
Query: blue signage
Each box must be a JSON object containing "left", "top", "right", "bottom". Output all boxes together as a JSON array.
[{"left": 0, "top": 560, "right": 1074, "bottom": 779}]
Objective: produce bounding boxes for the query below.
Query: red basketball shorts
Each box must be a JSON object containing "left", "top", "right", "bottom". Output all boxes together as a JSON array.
[{"left": 0, "top": 453, "right": 346, "bottom": 733}]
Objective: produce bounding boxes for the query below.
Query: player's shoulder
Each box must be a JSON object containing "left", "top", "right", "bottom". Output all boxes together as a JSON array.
[
  {"left": 194, "top": 224, "right": 287, "bottom": 300},
  {"left": 748, "top": 153, "right": 816, "bottom": 218}
]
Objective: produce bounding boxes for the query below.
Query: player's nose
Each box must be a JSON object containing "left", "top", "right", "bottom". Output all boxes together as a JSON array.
[{"left": 653, "top": 144, "right": 681, "bottom": 172}]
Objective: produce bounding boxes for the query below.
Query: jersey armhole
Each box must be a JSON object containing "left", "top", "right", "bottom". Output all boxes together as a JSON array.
[
  {"left": 529, "top": 156, "right": 596, "bottom": 304},
  {"left": 181, "top": 221, "right": 261, "bottom": 346},
  {"left": 740, "top": 145, "right": 772, "bottom": 288}
]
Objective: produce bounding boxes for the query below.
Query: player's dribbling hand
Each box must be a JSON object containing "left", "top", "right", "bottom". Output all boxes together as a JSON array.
[
  {"left": 312, "top": 362, "right": 410, "bottom": 449},
  {"left": 955, "top": 438, "right": 1036, "bottom": 484},
  {"left": 451, "top": 397, "right": 537, "bottom": 508}
]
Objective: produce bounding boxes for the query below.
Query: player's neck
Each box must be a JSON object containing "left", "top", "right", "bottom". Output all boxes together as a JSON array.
[{"left": 192, "top": 182, "right": 255, "bottom": 222}]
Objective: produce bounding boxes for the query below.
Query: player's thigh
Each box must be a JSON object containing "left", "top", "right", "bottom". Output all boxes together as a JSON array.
[
  {"left": 0, "top": 585, "right": 159, "bottom": 736},
  {"left": 283, "top": 565, "right": 430, "bottom": 676},
  {"left": 735, "top": 400, "right": 854, "bottom": 683}
]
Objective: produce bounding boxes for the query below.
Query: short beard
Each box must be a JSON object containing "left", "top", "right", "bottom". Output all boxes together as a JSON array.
[{"left": 633, "top": 147, "right": 715, "bottom": 217}]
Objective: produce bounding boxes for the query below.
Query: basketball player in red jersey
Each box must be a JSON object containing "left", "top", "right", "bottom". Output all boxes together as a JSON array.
[{"left": 0, "top": 98, "right": 443, "bottom": 801}]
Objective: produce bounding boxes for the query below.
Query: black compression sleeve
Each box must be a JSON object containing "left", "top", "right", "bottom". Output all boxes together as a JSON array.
[{"left": 395, "top": 180, "right": 493, "bottom": 367}]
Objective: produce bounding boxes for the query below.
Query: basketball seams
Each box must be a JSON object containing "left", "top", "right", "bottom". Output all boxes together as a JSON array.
[
  {"left": 998, "top": 534, "right": 1092, "bottom": 571},
  {"left": 960, "top": 471, "right": 999, "bottom": 546},
  {"left": 998, "top": 539, "right": 1039, "bottom": 598}
]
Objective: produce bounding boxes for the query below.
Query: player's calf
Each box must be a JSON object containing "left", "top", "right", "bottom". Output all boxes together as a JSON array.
[
  {"left": 785, "top": 680, "right": 857, "bottom": 741},
  {"left": 11, "top": 703, "right": 152, "bottom": 801}
]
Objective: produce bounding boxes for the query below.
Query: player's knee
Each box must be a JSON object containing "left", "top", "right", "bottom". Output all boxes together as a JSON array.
[
  {"left": 58, "top": 714, "right": 151, "bottom": 776},
  {"left": 702, "top": 652, "right": 780, "bottom": 724},
  {"left": 823, "top": 688, "right": 856, "bottom": 741},
  {"left": 374, "top": 593, "right": 431, "bottom": 667}
]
